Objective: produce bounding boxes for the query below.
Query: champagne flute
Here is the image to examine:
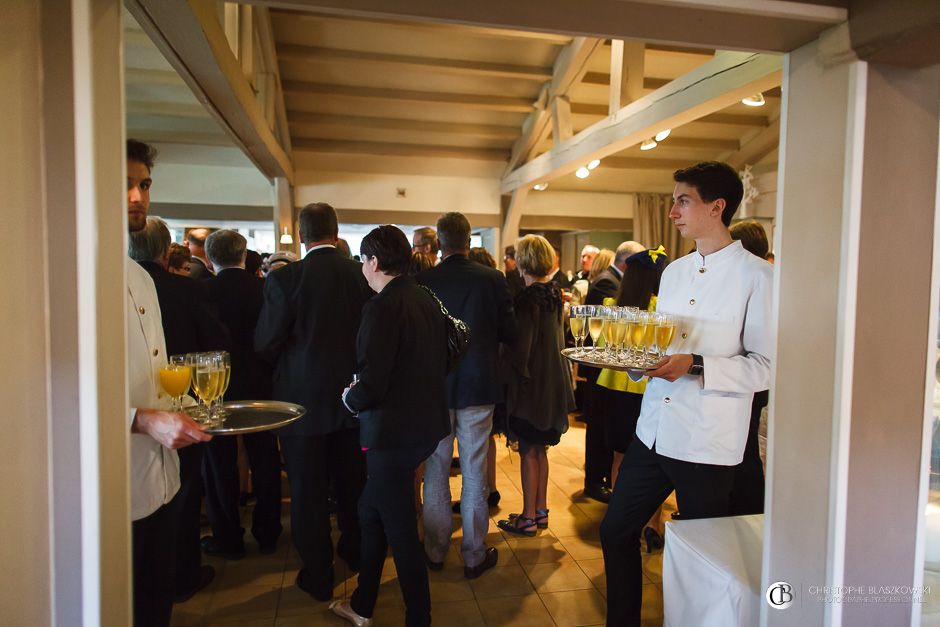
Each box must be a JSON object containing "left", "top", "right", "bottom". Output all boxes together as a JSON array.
[
  {"left": 587, "top": 307, "right": 604, "bottom": 355},
  {"left": 602, "top": 308, "right": 617, "bottom": 360},
  {"left": 185, "top": 353, "right": 208, "bottom": 422},
  {"left": 211, "top": 351, "right": 231, "bottom": 420},
  {"left": 614, "top": 310, "right": 630, "bottom": 363},
  {"left": 159, "top": 355, "right": 192, "bottom": 412},
  {"left": 192, "top": 353, "right": 221, "bottom": 424},
  {"left": 569, "top": 306, "right": 586, "bottom": 356},
  {"left": 655, "top": 314, "right": 677, "bottom": 357},
  {"left": 642, "top": 312, "right": 658, "bottom": 363}
]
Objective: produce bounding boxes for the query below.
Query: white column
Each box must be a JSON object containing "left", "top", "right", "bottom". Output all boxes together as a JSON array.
[
  {"left": 764, "top": 26, "right": 940, "bottom": 627},
  {"left": 274, "top": 176, "right": 298, "bottom": 254}
]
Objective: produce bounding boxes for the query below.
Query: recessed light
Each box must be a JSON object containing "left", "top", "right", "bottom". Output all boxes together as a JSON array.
[
  {"left": 742, "top": 93, "right": 766, "bottom": 107},
  {"left": 575, "top": 167, "right": 590, "bottom": 179},
  {"left": 533, "top": 183, "right": 548, "bottom": 191},
  {"left": 587, "top": 159, "right": 601, "bottom": 170},
  {"left": 654, "top": 129, "right": 671, "bottom": 142},
  {"left": 640, "top": 138, "right": 657, "bottom": 151}
]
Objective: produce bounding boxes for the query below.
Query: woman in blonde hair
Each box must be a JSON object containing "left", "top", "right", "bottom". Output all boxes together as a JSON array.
[
  {"left": 497, "top": 234, "right": 575, "bottom": 536},
  {"left": 587, "top": 248, "right": 615, "bottom": 283}
]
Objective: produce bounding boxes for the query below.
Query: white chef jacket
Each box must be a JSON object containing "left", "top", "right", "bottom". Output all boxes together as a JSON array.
[
  {"left": 127, "top": 257, "right": 180, "bottom": 521},
  {"left": 635, "top": 241, "right": 773, "bottom": 466}
]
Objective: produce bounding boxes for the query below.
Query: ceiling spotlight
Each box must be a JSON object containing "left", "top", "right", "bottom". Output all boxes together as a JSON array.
[
  {"left": 742, "top": 93, "right": 766, "bottom": 107},
  {"left": 575, "top": 167, "right": 590, "bottom": 179},
  {"left": 533, "top": 182, "right": 549, "bottom": 191},
  {"left": 640, "top": 138, "right": 658, "bottom": 151},
  {"left": 654, "top": 129, "right": 671, "bottom": 142},
  {"left": 587, "top": 159, "right": 601, "bottom": 170}
]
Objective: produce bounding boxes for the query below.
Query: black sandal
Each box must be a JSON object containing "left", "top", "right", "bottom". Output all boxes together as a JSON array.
[{"left": 498, "top": 514, "right": 537, "bottom": 537}]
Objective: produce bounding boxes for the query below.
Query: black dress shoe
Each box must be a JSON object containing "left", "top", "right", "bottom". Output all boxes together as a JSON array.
[
  {"left": 200, "top": 535, "right": 245, "bottom": 560},
  {"left": 423, "top": 548, "right": 444, "bottom": 572},
  {"left": 583, "top": 483, "right": 612, "bottom": 504},
  {"left": 174, "top": 565, "right": 215, "bottom": 604},
  {"left": 296, "top": 568, "right": 334, "bottom": 602},
  {"left": 464, "top": 547, "right": 498, "bottom": 580}
]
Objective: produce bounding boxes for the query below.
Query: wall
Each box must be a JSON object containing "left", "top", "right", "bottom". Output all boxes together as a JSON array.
[{"left": 151, "top": 162, "right": 273, "bottom": 207}]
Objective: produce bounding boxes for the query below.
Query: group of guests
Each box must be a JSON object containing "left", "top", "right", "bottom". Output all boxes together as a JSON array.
[{"left": 124, "top": 135, "right": 772, "bottom": 627}]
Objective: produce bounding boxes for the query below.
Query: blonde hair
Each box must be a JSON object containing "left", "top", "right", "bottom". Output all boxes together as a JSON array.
[
  {"left": 588, "top": 248, "right": 615, "bottom": 282},
  {"left": 515, "top": 234, "right": 554, "bottom": 278}
]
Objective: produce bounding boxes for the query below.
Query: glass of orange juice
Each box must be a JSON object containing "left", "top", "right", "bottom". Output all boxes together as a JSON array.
[{"left": 160, "top": 355, "right": 192, "bottom": 412}]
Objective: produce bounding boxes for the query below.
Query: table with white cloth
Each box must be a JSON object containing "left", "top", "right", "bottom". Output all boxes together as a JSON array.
[{"left": 663, "top": 514, "right": 764, "bottom": 627}]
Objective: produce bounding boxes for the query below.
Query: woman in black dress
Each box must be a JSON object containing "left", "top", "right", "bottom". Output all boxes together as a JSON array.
[{"left": 497, "top": 234, "right": 575, "bottom": 536}]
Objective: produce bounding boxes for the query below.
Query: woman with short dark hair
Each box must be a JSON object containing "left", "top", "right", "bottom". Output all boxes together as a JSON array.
[{"left": 332, "top": 225, "right": 450, "bottom": 627}]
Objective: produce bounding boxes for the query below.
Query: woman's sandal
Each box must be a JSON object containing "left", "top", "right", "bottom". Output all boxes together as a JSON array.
[
  {"left": 509, "top": 509, "right": 549, "bottom": 529},
  {"left": 498, "top": 514, "right": 537, "bottom": 537}
]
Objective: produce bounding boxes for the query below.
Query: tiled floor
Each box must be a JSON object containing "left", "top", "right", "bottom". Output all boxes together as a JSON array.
[{"left": 171, "top": 417, "right": 669, "bottom": 626}]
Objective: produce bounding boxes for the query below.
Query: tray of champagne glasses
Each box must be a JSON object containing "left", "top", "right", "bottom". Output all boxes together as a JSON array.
[
  {"left": 563, "top": 305, "right": 679, "bottom": 372},
  {"left": 199, "top": 400, "right": 306, "bottom": 435}
]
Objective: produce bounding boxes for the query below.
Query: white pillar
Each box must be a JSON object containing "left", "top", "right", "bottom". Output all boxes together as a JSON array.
[
  {"left": 764, "top": 26, "right": 940, "bottom": 627},
  {"left": 274, "top": 176, "right": 298, "bottom": 254}
]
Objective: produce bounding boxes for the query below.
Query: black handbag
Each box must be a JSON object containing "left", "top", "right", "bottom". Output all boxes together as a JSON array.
[{"left": 418, "top": 285, "right": 471, "bottom": 373}]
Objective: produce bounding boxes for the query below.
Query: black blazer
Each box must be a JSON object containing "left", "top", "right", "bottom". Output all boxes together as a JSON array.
[
  {"left": 254, "top": 247, "right": 373, "bottom": 436},
  {"left": 417, "top": 254, "right": 517, "bottom": 409},
  {"left": 188, "top": 256, "right": 213, "bottom": 281},
  {"left": 204, "top": 268, "right": 272, "bottom": 401},
  {"left": 585, "top": 267, "right": 622, "bottom": 305},
  {"left": 505, "top": 267, "right": 525, "bottom": 298},
  {"left": 550, "top": 270, "right": 573, "bottom": 290},
  {"left": 138, "top": 260, "right": 230, "bottom": 358},
  {"left": 344, "top": 276, "right": 450, "bottom": 450}
]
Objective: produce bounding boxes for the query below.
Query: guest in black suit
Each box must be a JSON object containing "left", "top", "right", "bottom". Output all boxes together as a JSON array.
[
  {"left": 330, "top": 225, "right": 450, "bottom": 627},
  {"left": 581, "top": 241, "right": 645, "bottom": 503},
  {"left": 503, "top": 245, "right": 525, "bottom": 298},
  {"left": 418, "top": 213, "right": 516, "bottom": 579},
  {"left": 255, "top": 203, "right": 373, "bottom": 602},
  {"left": 185, "top": 228, "right": 215, "bottom": 280},
  {"left": 548, "top": 246, "right": 573, "bottom": 290},
  {"left": 128, "top": 216, "right": 229, "bottom": 603},
  {"left": 200, "top": 230, "right": 283, "bottom": 558}
]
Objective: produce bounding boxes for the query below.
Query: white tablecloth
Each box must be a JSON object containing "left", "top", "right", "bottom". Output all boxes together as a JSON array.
[{"left": 663, "top": 514, "right": 764, "bottom": 627}]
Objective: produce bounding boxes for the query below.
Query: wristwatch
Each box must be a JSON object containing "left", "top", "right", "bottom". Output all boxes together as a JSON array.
[{"left": 688, "top": 354, "right": 704, "bottom": 376}]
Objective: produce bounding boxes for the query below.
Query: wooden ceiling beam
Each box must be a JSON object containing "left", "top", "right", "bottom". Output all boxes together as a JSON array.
[
  {"left": 601, "top": 156, "right": 692, "bottom": 170},
  {"left": 501, "top": 52, "right": 782, "bottom": 193},
  {"left": 725, "top": 118, "right": 781, "bottom": 168},
  {"left": 126, "top": 0, "right": 293, "bottom": 181},
  {"left": 293, "top": 137, "right": 508, "bottom": 161},
  {"left": 282, "top": 80, "right": 534, "bottom": 112},
  {"left": 288, "top": 111, "right": 520, "bottom": 140},
  {"left": 277, "top": 43, "right": 553, "bottom": 81},
  {"left": 250, "top": 0, "right": 846, "bottom": 54}
]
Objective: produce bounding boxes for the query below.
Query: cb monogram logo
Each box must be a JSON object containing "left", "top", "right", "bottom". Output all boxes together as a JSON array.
[{"left": 766, "top": 581, "right": 794, "bottom": 609}]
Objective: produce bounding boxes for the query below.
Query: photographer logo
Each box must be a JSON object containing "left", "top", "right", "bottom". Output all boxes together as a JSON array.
[{"left": 766, "top": 581, "right": 794, "bottom": 609}]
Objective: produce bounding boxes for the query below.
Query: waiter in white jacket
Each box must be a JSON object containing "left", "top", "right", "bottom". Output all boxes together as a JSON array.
[
  {"left": 600, "top": 161, "right": 773, "bottom": 627},
  {"left": 126, "top": 139, "right": 212, "bottom": 626}
]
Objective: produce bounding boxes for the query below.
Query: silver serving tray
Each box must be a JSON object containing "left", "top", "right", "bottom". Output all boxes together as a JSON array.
[
  {"left": 202, "top": 400, "right": 305, "bottom": 435},
  {"left": 561, "top": 347, "right": 655, "bottom": 372}
]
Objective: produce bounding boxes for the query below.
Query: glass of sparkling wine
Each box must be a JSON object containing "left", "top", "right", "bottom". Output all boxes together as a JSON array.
[
  {"left": 211, "top": 351, "right": 231, "bottom": 420},
  {"left": 587, "top": 307, "right": 605, "bottom": 355},
  {"left": 569, "top": 306, "right": 586, "bottom": 355},
  {"left": 192, "top": 354, "right": 221, "bottom": 424},
  {"left": 614, "top": 310, "right": 630, "bottom": 362},
  {"left": 641, "top": 312, "right": 658, "bottom": 363},
  {"left": 184, "top": 353, "right": 207, "bottom": 422},
  {"left": 160, "top": 355, "right": 192, "bottom": 412},
  {"left": 655, "top": 315, "right": 677, "bottom": 357},
  {"left": 603, "top": 308, "right": 618, "bottom": 360}
]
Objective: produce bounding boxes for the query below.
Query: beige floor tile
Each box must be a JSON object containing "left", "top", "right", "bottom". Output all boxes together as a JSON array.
[
  {"left": 504, "top": 534, "right": 571, "bottom": 565},
  {"left": 539, "top": 588, "right": 607, "bottom": 627},
  {"left": 642, "top": 551, "right": 663, "bottom": 584},
  {"left": 367, "top": 603, "right": 407, "bottom": 626},
  {"left": 556, "top": 533, "right": 604, "bottom": 561},
  {"left": 641, "top": 583, "right": 664, "bottom": 621},
  {"left": 276, "top": 579, "right": 343, "bottom": 617},
  {"left": 217, "top": 556, "right": 287, "bottom": 589},
  {"left": 575, "top": 558, "right": 607, "bottom": 595},
  {"left": 524, "top": 560, "right": 594, "bottom": 593},
  {"left": 432, "top": 599, "right": 486, "bottom": 626},
  {"left": 204, "top": 584, "right": 280, "bottom": 622},
  {"left": 476, "top": 594, "right": 555, "bottom": 627},
  {"left": 468, "top": 562, "right": 536, "bottom": 599},
  {"left": 428, "top": 568, "right": 475, "bottom": 603},
  {"left": 274, "top": 610, "right": 345, "bottom": 626}
]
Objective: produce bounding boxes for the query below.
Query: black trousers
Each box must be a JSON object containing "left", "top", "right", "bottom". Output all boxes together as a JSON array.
[
  {"left": 202, "top": 431, "right": 283, "bottom": 549},
  {"left": 280, "top": 429, "right": 365, "bottom": 590},
  {"left": 173, "top": 444, "right": 205, "bottom": 595},
  {"left": 351, "top": 444, "right": 436, "bottom": 627},
  {"left": 583, "top": 381, "right": 613, "bottom": 487},
  {"left": 133, "top": 498, "right": 178, "bottom": 627},
  {"left": 730, "top": 389, "right": 768, "bottom": 515},
  {"left": 600, "top": 437, "right": 735, "bottom": 627}
]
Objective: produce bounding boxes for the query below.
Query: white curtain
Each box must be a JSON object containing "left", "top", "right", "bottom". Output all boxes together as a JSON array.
[{"left": 634, "top": 193, "right": 693, "bottom": 263}]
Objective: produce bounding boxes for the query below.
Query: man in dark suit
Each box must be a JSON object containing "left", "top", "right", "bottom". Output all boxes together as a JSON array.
[
  {"left": 418, "top": 213, "right": 516, "bottom": 579},
  {"left": 255, "top": 203, "right": 373, "bottom": 602},
  {"left": 549, "top": 246, "right": 574, "bottom": 290},
  {"left": 185, "top": 227, "right": 215, "bottom": 280},
  {"left": 582, "top": 240, "right": 645, "bottom": 503},
  {"left": 200, "top": 230, "right": 283, "bottom": 558},
  {"left": 128, "top": 215, "right": 230, "bottom": 603}
]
